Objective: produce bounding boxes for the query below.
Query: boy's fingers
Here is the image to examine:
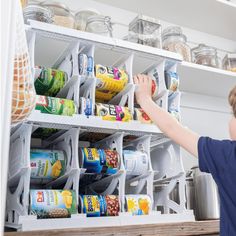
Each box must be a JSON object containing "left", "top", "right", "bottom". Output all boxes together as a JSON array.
[
  {"left": 137, "top": 74, "right": 144, "bottom": 83},
  {"left": 133, "top": 76, "right": 139, "bottom": 84}
]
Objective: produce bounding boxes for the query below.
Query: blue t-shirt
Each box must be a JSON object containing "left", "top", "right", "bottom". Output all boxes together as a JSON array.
[{"left": 198, "top": 137, "right": 236, "bottom": 236}]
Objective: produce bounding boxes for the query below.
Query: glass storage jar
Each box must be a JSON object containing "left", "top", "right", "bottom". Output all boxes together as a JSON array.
[
  {"left": 192, "top": 44, "right": 219, "bottom": 68},
  {"left": 162, "top": 26, "right": 191, "bottom": 62},
  {"left": 222, "top": 53, "right": 236, "bottom": 72},
  {"left": 75, "top": 9, "right": 100, "bottom": 31},
  {"left": 41, "top": 2, "right": 75, "bottom": 28},
  {"left": 23, "top": 4, "right": 53, "bottom": 24},
  {"left": 85, "top": 15, "right": 113, "bottom": 37},
  {"left": 128, "top": 14, "right": 162, "bottom": 48}
]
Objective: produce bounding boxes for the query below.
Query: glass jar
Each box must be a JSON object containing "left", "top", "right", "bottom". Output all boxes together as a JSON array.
[
  {"left": 192, "top": 44, "right": 218, "bottom": 68},
  {"left": 162, "top": 26, "right": 191, "bottom": 62},
  {"left": 75, "top": 9, "right": 100, "bottom": 31},
  {"left": 85, "top": 15, "right": 113, "bottom": 37},
  {"left": 23, "top": 4, "right": 54, "bottom": 24},
  {"left": 222, "top": 53, "right": 236, "bottom": 72},
  {"left": 128, "top": 14, "right": 162, "bottom": 48},
  {"left": 41, "top": 2, "right": 75, "bottom": 28}
]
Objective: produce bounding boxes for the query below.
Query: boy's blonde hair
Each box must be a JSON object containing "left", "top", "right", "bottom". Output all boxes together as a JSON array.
[{"left": 228, "top": 86, "right": 236, "bottom": 117}]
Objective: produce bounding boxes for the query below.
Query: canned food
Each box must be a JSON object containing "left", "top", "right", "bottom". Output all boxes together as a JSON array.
[
  {"left": 87, "top": 56, "right": 94, "bottom": 76},
  {"left": 30, "top": 149, "right": 67, "bottom": 179},
  {"left": 34, "top": 67, "right": 68, "bottom": 97},
  {"left": 80, "top": 97, "right": 93, "bottom": 116},
  {"left": 123, "top": 150, "right": 149, "bottom": 176},
  {"left": 30, "top": 190, "right": 77, "bottom": 218},
  {"left": 80, "top": 195, "right": 120, "bottom": 217},
  {"left": 125, "top": 195, "right": 151, "bottom": 215},
  {"left": 95, "top": 103, "right": 133, "bottom": 122},
  {"left": 80, "top": 195, "right": 101, "bottom": 217},
  {"left": 79, "top": 148, "right": 120, "bottom": 174},
  {"left": 148, "top": 68, "right": 159, "bottom": 99},
  {"left": 79, "top": 54, "right": 88, "bottom": 76},
  {"left": 165, "top": 71, "right": 179, "bottom": 93},
  {"left": 35, "top": 95, "right": 77, "bottom": 116},
  {"left": 134, "top": 108, "right": 152, "bottom": 124}
]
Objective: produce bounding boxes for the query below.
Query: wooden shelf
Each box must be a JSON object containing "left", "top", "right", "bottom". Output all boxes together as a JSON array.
[{"left": 5, "top": 220, "right": 219, "bottom": 236}]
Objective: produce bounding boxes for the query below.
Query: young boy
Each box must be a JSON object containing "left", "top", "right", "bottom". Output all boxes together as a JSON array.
[{"left": 134, "top": 74, "right": 236, "bottom": 236}]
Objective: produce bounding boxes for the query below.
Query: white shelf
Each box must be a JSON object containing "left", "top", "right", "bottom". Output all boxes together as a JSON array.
[
  {"left": 178, "top": 61, "right": 236, "bottom": 98},
  {"left": 27, "top": 111, "right": 162, "bottom": 136}
]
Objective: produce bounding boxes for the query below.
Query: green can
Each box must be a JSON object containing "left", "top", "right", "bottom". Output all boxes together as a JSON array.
[
  {"left": 34, "top": 67, "right": 68, "bottom": 97},
  {"left": 35, "top": 95, "right": 77, "bottom": 116}
]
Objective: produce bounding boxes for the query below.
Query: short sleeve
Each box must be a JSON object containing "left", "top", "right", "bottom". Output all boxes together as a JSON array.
[{"left": 198, "top": 137, "right": 234, "bottom": 182}]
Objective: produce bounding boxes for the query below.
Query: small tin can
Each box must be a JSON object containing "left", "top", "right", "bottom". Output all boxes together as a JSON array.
[
  {"left": 123, "top": 150, "right": 149, "bottom": 176},
  {"left": 147, "top": 68, "right": 159, "bottom": 99},
  {"left": 79, "top": 54, "right": 88, "bottom": 76},
  {"left": 103, "top": 195, "right": 120, "bottom": 216},
  {"left": 165, "top": 71, "right": 179, "bottom": 93},
  {"left": 79, "top": 148, "right": 120, "bottom": 174},
  {"left": 34, "top": 67, "right": 68, "bottom": 97},
  {"left": 80, "top": 195, "right": 101, "bottom": 217},
  {"left": 30, "top": 149, "right": 67, "bottom": 180},
  {"left": 80, "top": 97, "right": 93, "bottom": 116},
  {"left": 134, "top": 108, "right": 152, "bottom": 124},
  {"left": 35, "top": 95, "right": 77, "bottom": 116},
  {"left": 30, "top": 190, "right": 77, "bottom": 219},
  {"left": 125, "top": 194, "right": 151, "bottom": 215},
  {"left": 87, "top": 56, "right": 94, "bottom": 76},
  {"left": 95, "top": 103, "right": 133, "bottom": 122}
]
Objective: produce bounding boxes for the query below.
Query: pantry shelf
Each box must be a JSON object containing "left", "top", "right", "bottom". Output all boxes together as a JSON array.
[
  {"left": 178, "top": 61, "right": 236, "bottom": 98},
  {"left": 26, "top": 111, "right": 162, "bottom": 135}
]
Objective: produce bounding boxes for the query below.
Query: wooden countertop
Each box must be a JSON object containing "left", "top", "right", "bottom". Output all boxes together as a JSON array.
[{"left": 5, "top": 220, "right": 219, "bottom": 236}]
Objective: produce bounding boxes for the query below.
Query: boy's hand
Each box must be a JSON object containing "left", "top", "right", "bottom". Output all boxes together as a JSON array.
[{"left": 133, "top": 74, "right": 152, "bottom": 106}]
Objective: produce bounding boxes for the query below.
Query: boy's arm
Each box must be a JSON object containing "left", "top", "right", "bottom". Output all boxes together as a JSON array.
[{"left": 134, "top": 74, "right": 200, "bottom": 157}]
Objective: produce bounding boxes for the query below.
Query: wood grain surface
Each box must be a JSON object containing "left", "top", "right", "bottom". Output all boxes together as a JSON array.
[{"left": 5, "top": 220, "right": 219, "bottom": 236}]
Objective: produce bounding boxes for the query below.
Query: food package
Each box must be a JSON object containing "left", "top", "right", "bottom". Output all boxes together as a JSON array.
[
  {"left": 168, "top": 92, "right": 181, "bottom": 121},
  {"left": 134, "top": 108, "right": 152, "bottom": 124},
  {"left": 165, "top": 71, "right": 179, "bottom": 93},
  {"left": 95, "top": 103, "right": 133, "bottom": 122}
]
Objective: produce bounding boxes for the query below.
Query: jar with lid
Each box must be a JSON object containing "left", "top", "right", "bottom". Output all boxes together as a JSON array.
[
  {"left": 75, "top": 9, "right": 100, "bottom": 31},
  {"left": 85, "top": 15, "right": 113, "bottom": 37},
  {"left": 41, "top": 2, "right": 75, "bottom": 28},
  {"left": 128, "top": 14, "right": 162, "bottom": 48},
  {"left": 23, "top": 4, "right": 54, "bottom": 24},
  {"left": 192, "top": 44, "right": 219, "bottom": 68},
  {"left": 222, "top": 53, "right": 236, "bottom": 72},
  {"left": 162, "top": 26, "right": 191, "bottom": 62}
]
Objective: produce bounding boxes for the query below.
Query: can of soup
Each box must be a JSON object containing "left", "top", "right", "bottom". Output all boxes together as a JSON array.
[
  {"left": 30, "top": 190, "right": 77, "bottom": 218},
  {"left": 165, "top": 71, "right": 179, "bottom": 93},
  {"left": 147, "top": 67, "right": 159, "bottom": 99},
  {"left": 125, "top": 194, "right": 151, "bottom": 215},
  {"left": 79, "top": 54, "right": 88, "bottom": 76},
  {"left": 123, "top": 150, "right": 149, "bottom": 176},
  {"left": 30, "top": 149, "right": 67, "bottom": 180},
  {"left": 35, "top": 95, "right": 77, "bottom": 116},
  {"left": 87, "top": 56, "right": 94, "bottom": 76},
  {"left": 134, "top": 108, "right": 152, "bottom": 124},
  {"left": 79, "top": 148, "right": 120, "bottom": 174},
  {"left": 34, "top": 67, "right": 68, "bottom": 97}
]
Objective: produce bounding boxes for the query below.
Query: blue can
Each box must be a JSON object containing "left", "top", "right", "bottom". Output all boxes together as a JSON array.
[
  {"left": 79, "top": 54, "right": 88, "bottom": 76},
  {"left": 80, "top": 97, "right": 93, "bottom": 116},
  {"left": 81, "top": 195, "right": 101, "bottom": 217},
  {"left": 87, "top": 56, "right": 94, "bottom": 76}
]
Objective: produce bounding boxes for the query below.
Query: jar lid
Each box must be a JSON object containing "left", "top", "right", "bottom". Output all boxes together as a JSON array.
[
  {"left": 162, "top": 26, "right": 186, "bottom": 40},
  {"left": 86, "top": 15, "right": 111, "bottom": 24},
  {"left": 41, "top": 1, "right": 72, "bottom": 15},
  {"left": 192, "top": 44, "right": 217, "bottom": 56},
  {"left": 75, "top": 8, "right": 100, "bottom": 18}
]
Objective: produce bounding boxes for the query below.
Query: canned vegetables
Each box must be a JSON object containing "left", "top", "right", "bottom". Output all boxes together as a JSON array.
[
  {"left": 35, "top": 95, "right": 77, "bottom": 116},
  {"left": 30, "top": 190, "right": 77, "bottom": 218},
  {"left": 30, "top": 149, "right": 67, "bottom": 180},
  {"left": 79, "top": 148, "right": 120, "bottom": 174}
]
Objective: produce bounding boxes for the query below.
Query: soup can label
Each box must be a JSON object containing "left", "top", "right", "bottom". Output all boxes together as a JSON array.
[
  {"left": 95, "top": 103, "right": 133, "bottom": 122},
  {"left": 30, "top": 149, "right": 67, "bottom": 179},
  {"left": 79, "top": 54, "right": 88, "bottom": 76},
  {"left": 123, "top": 150, "right": 149, "bottom": 176},
  {"left": 30, "top": 190, "right": 77, "bottom": 218},
  {"left": 81, "top": 195, "right": 101, "bottom": 217},
  {"left": 34, "top": 67, "right": 68, "bottom": 97},
  {"left": 125, "top": 195, "right": 151, "bottom": 215},
  {"left": 35, "top": 95, "right": 77, "bottom": 116},
  {"left": 103, "top": 195, "right": 120, "bottom": 216},
  {"left": 79, "top": 148, "right": 120, "bottom": 174}
]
